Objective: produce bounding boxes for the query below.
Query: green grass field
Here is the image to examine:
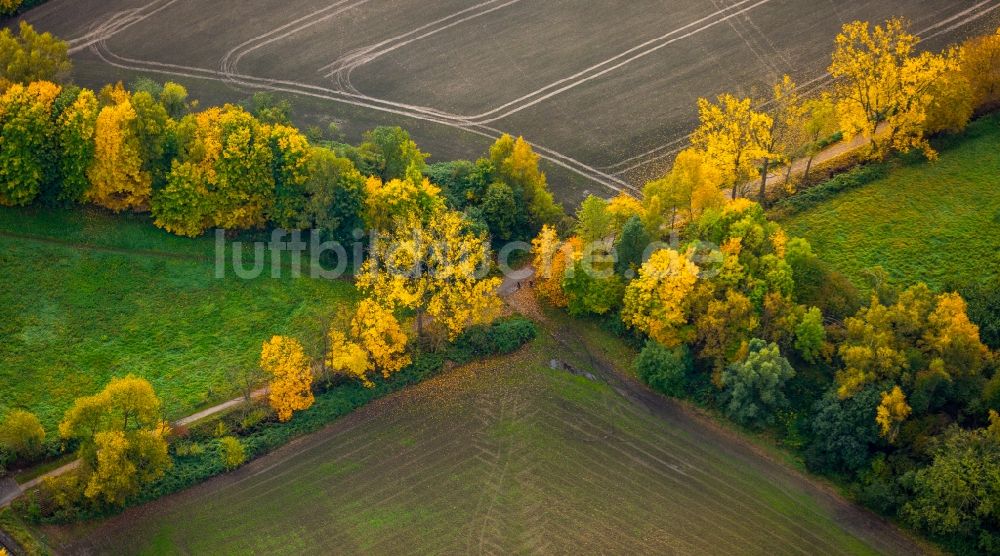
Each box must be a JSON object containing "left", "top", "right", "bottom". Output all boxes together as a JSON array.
[
  {"left": 32, "top": 329, "right": 923, "bottom": 555},
  {"left": 0, "top": 207, "right": 357, "bottom": 434},
  {"left": 781, "top": 116, "right": 1000, "bottom": 291}
]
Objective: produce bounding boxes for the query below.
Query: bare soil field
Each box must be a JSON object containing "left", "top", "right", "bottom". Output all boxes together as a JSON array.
[
  {"left": 34, "top": 335, "right": 926, "bottom": 555},
  {"left": 12, "top": 0, "right": 1000, "bottom": 203}
]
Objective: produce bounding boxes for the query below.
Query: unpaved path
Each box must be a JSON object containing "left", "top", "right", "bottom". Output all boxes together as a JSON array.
[{"left": 0, "top": 389, "right": 267, "bottom": 508}]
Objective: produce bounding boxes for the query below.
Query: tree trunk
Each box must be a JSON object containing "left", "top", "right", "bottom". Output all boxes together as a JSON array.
[
  {"left": 416, "top": 310, "right": 424, "bottom": 337},
  {"left": 803, "top": 155, "right": 815, "bottom": 184},
  {"left": 783, "top": 163, "right": 793, "bottom": 189},
  {"left": 758, "top": 160, "right": 770, "bottom": 204}
]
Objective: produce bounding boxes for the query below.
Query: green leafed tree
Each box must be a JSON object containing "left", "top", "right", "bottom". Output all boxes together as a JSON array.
[{"left": 719, "top": 338, "right": 795, "bottom": 428}]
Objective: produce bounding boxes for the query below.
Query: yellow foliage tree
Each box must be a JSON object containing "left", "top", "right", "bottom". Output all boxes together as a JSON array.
[
  {"left": 829, "top": 18, "right": 961, "bottom": 160},
  {"left": 606, "top": 193, "right": 644, "bottom": 237},
  {"left": 531, "top": 225, "right": 581, "bottom": 307},
  {"left": 0, "top": 80, "right": 59, "bottom": 206},
  {"left": 57, "top": 88, "right": 99, "bottom": 203},
  {"left": 351, "top": 299, "right": 411, "bottom": 377},
  {"left": 357, "top": 209, "right": 502, "bottom": 340},
  {"left": 87, "top": 89, "right": 152, "bottom": 211},
  {"left": 691, "top": 94, "right": 773, "bottom": 199},
  {"left": 363, "top": 175, "right": 443, "bottom": 231},
  {"left": 696, "top": 289, "right": 760, "bottom": 384},
  {"left": 58, "top": 375, "right": 171, "bottom": 506},
  {"left": 326, "top": 329, "right": 373, "bottom": 387},
  {"left": 621, "top": 248, "right": 700, "bottom": 347},
  {"left": 876, "top": 386, "right": 911, "bottom": 441},
  {"left": 260, "top": 336, "right": 314, "bottom": 422},
  {"left": 960, "top": 28, "right": 1000, "bottom": 110},
  {"left": 643, "top": 148, "right": 724, "bottom": 233}
]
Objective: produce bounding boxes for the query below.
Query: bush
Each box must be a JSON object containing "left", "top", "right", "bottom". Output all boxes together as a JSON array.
[
  {"left": 0, "top": 410, "right": 45, "bottom": 462},
  {"left": 217, "top": 436, "right": 246, "bottom": 470},
  {"left": 634, "top": 341, "right": 692, "bottom": 398},
  {"left": 453, "top": 317, "right": 536, "bottom": 359}
]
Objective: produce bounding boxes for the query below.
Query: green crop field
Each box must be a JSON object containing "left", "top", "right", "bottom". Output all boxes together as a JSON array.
[
  {"left": 0, "top": 207, "right": 357, "bottom": 434},
  {"left": 781, "top": 116, "right": 1000, "bottom": 291},
  {"left": 33, "top": 331, "right": 922, "bottom": 555}
]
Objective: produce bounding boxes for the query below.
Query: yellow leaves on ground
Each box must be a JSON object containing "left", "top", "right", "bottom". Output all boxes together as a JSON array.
[
  {"left": 876, "top": 386, "right": 911, "bottom": 441},
  {"left": 621, "top": 248, "right": 700, "bottom": 347},
  {"left": 260, "top": 336, "right": 315, "bottom": 422}
]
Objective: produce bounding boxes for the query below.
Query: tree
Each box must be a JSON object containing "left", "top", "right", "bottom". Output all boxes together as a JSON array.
[
  {"left": 1, "top": 0, "right": 23, "bottom": 16},
  {"left": 159, "top": 82, "right": 189, "bottom": 119},
  {"left": 614, "top": 214, "right": 649, "bottom": 277},
  {"left": 267, "top": 123, "right": 311, "bottom": 228},
  {"left": 58, "top": 376, "right": 171, "bottom": 506},
  {"left": 0, "top": 80, "right": 59, "bottom": 206},
  {"left": 960, "top": 28, "right": 1000, "bottom": 110},
  {"left": 902, "top": 414, "right": 1000, "bottom": 549},
  {"left": 363, "top": 175, "right": 443, "bottom": 231},
  {"left": 635, "top": 341, "right": 693, "bottom": 398},
  {"left": 130, "top": 90, "right": 175, "bottom": 190},
  {"left": 795, "top": 93, "right": 838, "bottom": 184},
  {"left": 0, "top": 409, "right": 45, "bottom": 461},
  {"left": 0, "top": 22, "right": 71, "bottom": 83},
  {"left": 691, "top": 94, "right": 773, "bottom": 199},
  {"left": 218, "top": 436, "right": 246, "bottom": 470},
  {"left": 295, "top": 146, "right": 366, "bottom": 243},
  {"left": 756, "top": 75, "right": 802, "bottom": 201},
  {"left": 875, "top": 386, "right": 911, "bottom": 442},
  {"left": 480, "top": 181, "right": 517, "bottom": 241},
  {"left": 359, "top": 126, "right": 428, "bottom": 182},
  {"left": 489, "top": 134, "right": 563, "bottom": 233},
  {"left": 153, "top": 105, "right": 274, "bottom": 235},
  {"left": 621, "top": 248, "right": 700, "bottom": 347},
  {"left": 805, "top": 386, "right": 882, "bottom": 474},
  {"left": 57, "top": 88, "right": 99, "bottom": 203},
  {"left": 606, "top": 193, "right": 644, "bottom": 237},
  {"left": 575, "top": 195, "right": 612, "bottom": 243},
  {"left": 351, "top": 299, "right": 410, "bottom": 376},
  {"left": 260, "top": 336, "right": 314, "bottom": 422},
  {"left": 248, "top": 91, "right": 291, "bottom": 126},
  {"left": 562, "top": 258, "right": 624, "bottom": 317},
  {"left": 325, "top": 329, "right": 374, "bottom": 387},
  {"left": 531, "top": 225, "right": 578, "bottom": 307},
  {"left": 719, "top": 339, "right": 795, "bottom": 428},
  {"left": 87, "top": 87, "right": 152, "bottom": 212},
  {"left": 643, "top": 148, "right": 725, "bottom": 233},
  {"left": 357, "top": 209, "right": 503, "bottom": 340},
  {"left": 836, "top": 285, "right": 990, "bottom": 399},
  {"left": 794, "top": 306, "right": 826, "bottom": 363},
  {"left": 829, "top": 18, "right": 959, "bottom": 160},
  {"left": 696, "top": 289, "right": 760, "bottom": 380}
]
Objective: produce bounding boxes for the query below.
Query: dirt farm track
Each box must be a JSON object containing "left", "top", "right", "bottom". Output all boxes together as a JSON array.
[{"left": 11, "top": 0, "right": 1000, "bottom": 203}]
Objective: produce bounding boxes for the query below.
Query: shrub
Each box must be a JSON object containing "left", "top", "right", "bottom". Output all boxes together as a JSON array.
[
  {"left": 0, "top": 410, "right": 45, "bottom": 462},
  {"left": 634, "top": 341, "right": 693, "bottom": 398},
  {"left": 454, "top": 317, "right": 536, "bottom": 358},
  {"left": 217, "top": 436, "right": 246, "bottom": 470}
]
